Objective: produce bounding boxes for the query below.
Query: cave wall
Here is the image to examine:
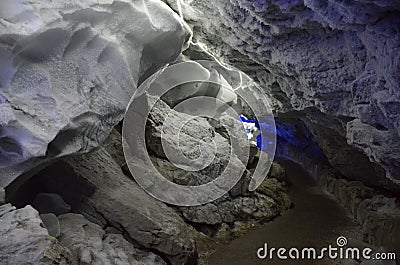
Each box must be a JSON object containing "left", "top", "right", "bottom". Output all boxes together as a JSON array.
[
  {"left": 167, "top": 0, "right": 400, "bottom": 185},
  {"left": 0, "top": 0, "right": 191, "bottom": 187}
]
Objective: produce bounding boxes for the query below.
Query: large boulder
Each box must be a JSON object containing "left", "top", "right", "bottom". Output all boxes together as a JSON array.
[
  {"left": 0, "top": 204, "right": 72, "bottom": 264},
  {"left": 145, "top": 99, "right": 290, "bottom": 225},
  {"left": 61, "top": 148, "right": 197, "bottom": 265},
  {"left": 0, "top": 0, "right": 191, "bottom": 187}
]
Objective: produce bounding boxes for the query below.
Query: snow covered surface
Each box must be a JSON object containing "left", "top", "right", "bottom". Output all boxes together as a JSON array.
[{"left": 0, "top": 0, "right": 191, "bottom": 187}]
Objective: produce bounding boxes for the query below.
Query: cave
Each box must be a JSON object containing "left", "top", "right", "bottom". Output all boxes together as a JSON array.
[{"left": 0, "top": 0, "right": 399, "bottom": 265}]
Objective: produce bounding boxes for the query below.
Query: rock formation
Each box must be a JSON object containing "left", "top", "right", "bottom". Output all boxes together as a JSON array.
[
  {"left": 145, "top": 97, "right": 291, "bottom": 224},
  {"left": 58, "top": 213, "right": 167, "bottom": 265},
  {"left": 0, "top": 0, "right": 191, "bottom": 187},
  {"left": 0, "top": 0, "right": 399, "bottom": 264},
  {"left": 167, "top": 0, "right": 400, "bottom": 186},
  {"left": 0, "top": 204, "right": 72, "bottom": 264}
]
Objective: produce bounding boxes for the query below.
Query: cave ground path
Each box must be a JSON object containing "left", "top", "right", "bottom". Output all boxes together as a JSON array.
[{"left": 206, "top": 159, "right": 363, "bottom": 265}]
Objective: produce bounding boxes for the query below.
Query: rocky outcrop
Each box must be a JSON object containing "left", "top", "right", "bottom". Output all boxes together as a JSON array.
[
  {"left": 146, "top": 97, "right": 247, "bottom": 185},
  {"left": 325, "top": 175, "right": 400, "bottom": 255},
  {"left": 1, "top": 144, "right": 197, "bottom": 264},
  {"left": 0, "top": 204, "right": 72, "bottom": 264},
  {"left": 266, "top": 115, "right": 400, "bottom": 253},
  {"left": 276, "top": 115, "right": 397, "bottom": 191},
  {"left": 256, "top": 176, "right": 291, "bottom": 213},
  {"left": 280, "top": 154, "right": 400, "bottom": 255},
  {"left": 146, "top": 98, "right": 291, "bottom": 225},
  {"left": 0, "top": 0, "right": 191, "bottom": 187},
  {"left": 57, "top": 213, "right": 166, "bottom": 265},
  {"left": 167, "top": 0, "right": 400, "bottom": 185},
  {"left": 61, "top": 148, "right": 197, "bottom": 265}
]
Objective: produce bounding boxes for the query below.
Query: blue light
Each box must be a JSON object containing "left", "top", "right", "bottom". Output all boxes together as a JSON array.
[{"left": 238, "top": 115, "right": 276, "bottom": 155}]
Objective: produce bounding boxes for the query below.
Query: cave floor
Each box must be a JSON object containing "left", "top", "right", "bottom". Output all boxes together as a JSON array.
[{"left": 206, "top": 159, "right": 363, "bottom": 265}]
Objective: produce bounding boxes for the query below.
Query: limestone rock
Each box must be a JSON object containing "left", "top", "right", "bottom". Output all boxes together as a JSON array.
[
  {"left": 356, "top": 195, "right": 400, "bottom": 251},
  {"left": 0, "top": 204, "right": 71, "bottom": 264},
  {"left": 102, "top": 129, "right": 126, "bottom": 167},
  {"left": 323, "top": 176, "right": 400, "bottom": 253},
  {"left": 0, "top": 188, "right": 4, "bottom": 205},
  {"left": 267, "top": 162, "right": 286, "bottom": 181},
  {"left": 177, "top": 190, "right": 280, "bottom": 225},
  {"left": 146, "top": 98, "right": 243, "bottom": 171},
  {"left": 0, "top": 0, "right": 191, "bottom": 187},
  {"left": 145, "top": 99, "right": 289, "bottom": 225},
  {"left": 58, "top": 213, "right": 166, "bottom": 265},
  {"left": 40, "top": 213, "right": 61, "bottom": 238},
  {"left": 214, "top": 223, "right": 231, "bottom": 240},
  {"left": 63, "top": 148, "right": 197, "bottom": 265},
  {"left": 347, "top": 119, "right": 400, "bottom": 184},
  {"left": 303, "top": 117, "right": 393, "bottom": 190},
  {"left": 168, "top": 0, "right": 400, "bottom": 184},
  {"left": 256, "top": 177, "right": 291, "bottom": 212}
]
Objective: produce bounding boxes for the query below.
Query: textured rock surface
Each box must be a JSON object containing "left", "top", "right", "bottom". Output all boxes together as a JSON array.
[
  {"left": 146, "top": 98, "right": 247, "bottom": 186},
  {"left": 265, "top": 117, "right": 400, "bottom": 254},
  {"left": 147, "top": 99, "right": 290, "bottom": 225},
  {"left": 103, "top": 129, "right": 126, "bottom": 167},
  {"left": 58, "top": 213, "right": 166, "bottom": 265},
  {"left": 169, "top": 0, "right": 400, "bottom": 184},
  {"left": 294, "top": 159, "right": 400, "bottom": 255},
  {"left": 256, "top": 177, "right": 291, "bottom": 213},
  {"left": 276, "top": 115, "right": 397, "bottom": 191},
  {"left": 327, "top": 178, "right": 400, "bottom": 255},
  {"left": 62, "top": 148, "right": 197, "bottom": 265},
  {"left": 299, "top": 115, "right": 392, "bottom": 189},
  {"left": 0, "top": 188, "right": 4, "bottom": 205},
  {"left": 0, "top": 204, "right": 71, "bottom": 264},
  {"left": 0, "top": 0, "right": 191, "bottom": 187},
  {"left": 40, "top": 213, "right": 61, "bottom": 238}
]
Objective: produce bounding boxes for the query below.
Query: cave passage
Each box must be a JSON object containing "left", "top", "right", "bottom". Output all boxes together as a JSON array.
[{"left": 207, "top": 159, "right": 363, "bottom": 265}]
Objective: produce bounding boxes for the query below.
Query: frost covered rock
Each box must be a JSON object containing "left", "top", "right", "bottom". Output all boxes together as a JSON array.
[
  {"left": 58, "top": 213, "right": 166, "bottom": 265},
  {"left": 170, "top": 0, "right": 400, "bottom": 184},
  {"left": 0, "top": 204, "right": 72, "bottom": 264},
  {"left": 0, "top": 0, "right": 191, "bottom": 187}
]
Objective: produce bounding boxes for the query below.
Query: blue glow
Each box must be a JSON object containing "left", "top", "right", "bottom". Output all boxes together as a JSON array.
[
  {"left": 238, "top": 115, "right": 256, "bottom": 123},
  {"left": 238, "top": 115, "right": 326, "bottom": 161},
  {"left": 275, "top": 119, "right": 327, "bottom": 160},
  {"left": 238, "top": 115, "right": 275, "bottom": 155},
  {"left": 254, "top": 116, "right": 276, "bottom": 155},
  {"left": 238, "top": 115, "right": 259, "bottom": 141}
]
